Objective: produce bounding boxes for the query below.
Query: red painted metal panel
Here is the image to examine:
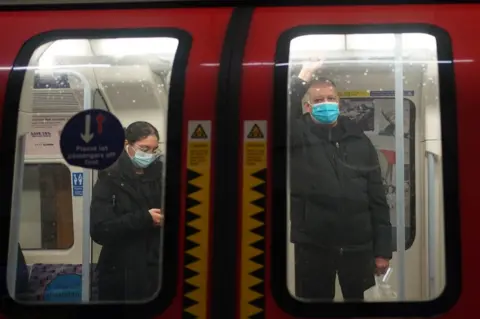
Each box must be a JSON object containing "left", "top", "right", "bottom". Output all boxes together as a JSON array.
[
  {"left": 240, "top": 4, "right": 477, "bottom": 319},
  {"left": 0, "top": 7, "right": 231, "bottom": 318}
]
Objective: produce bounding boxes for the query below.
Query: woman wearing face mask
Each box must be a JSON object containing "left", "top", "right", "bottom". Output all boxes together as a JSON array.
[{"left": 90, "top": 121, "right": 164, "bottom": 301}]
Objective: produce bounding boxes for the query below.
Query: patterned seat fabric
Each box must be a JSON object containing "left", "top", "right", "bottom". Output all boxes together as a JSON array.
[{"left": 20, "top": 263, "right": 99, "bottom": 302}]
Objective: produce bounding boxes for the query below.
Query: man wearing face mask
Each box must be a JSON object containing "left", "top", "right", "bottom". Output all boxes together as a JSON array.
[
  {"left": 90, "top": 121, "right": 164, "bottom": 301},
  {"left": 289, "top": 60, "right": 392, "bottom": 301}
]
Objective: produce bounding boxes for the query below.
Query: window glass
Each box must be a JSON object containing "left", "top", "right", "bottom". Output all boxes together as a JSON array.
[
  {"left": 9, "top": 36, "right": 178, "bottom": 304},
  {"left": 39, "top": 40, "right": 94, "bottom": 67},
  {"left": 19, "top": 163, "right": 74, "bottom": 250},
  {"left": 286, "top": 32, "right": 445, "bottom": 302}
]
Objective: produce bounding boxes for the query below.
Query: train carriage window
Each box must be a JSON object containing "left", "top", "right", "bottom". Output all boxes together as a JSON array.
[
  {"left": 280, "top": 31, "right": 448, "bottom": 304},
  {"left": 19, "top": 163, "right": 74, "bottom": 250},
  {"left": 7, "top": 34, "right": 187, "bottom": 305}
]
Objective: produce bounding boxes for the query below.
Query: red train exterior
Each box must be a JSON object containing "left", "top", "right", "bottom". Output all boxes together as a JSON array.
[{"left": 0, "top": 2, "right": 475, "bottom": 319}]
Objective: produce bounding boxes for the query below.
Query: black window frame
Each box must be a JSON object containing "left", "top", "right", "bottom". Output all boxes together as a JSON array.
[
  {"left": 0, "top": 27, "right": 191, "bottom": 318},
  {"left": 271, "top": 23, "right": 461, "bottom": 317}
]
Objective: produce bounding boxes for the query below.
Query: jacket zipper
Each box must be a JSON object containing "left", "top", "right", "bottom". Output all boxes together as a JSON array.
[
  {"left": 334, "top": 141, "right": 345, "bottom": 255},
  {"left": 333, "top": 142, "right": 342, "bottom": 185},
  {"left": 329, "top": 129, "right": 341, "bottom": 182}
]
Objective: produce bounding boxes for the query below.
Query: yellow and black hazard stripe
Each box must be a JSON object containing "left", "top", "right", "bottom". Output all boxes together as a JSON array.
[
  {"left": 240, "top": 167, "right": 267, "bottom": 319},
  {"left": 183, "top": 169, "right": 209, "bottom": 318},
  {"left": 183, "top": 121, "right": 211, "bottom": 319}
]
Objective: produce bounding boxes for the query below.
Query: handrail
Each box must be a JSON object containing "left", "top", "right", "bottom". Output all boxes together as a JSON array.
[
  {"left": 57, "top": 69, "right": 93, "bottom": 303},
  {"left": 426, "top": 151, "right": 437, "bottom": 298},
  {"left": 394, "top": 33, "right": 406, "bottom": 301},
  {"left": 6, "top": 135, "right": 27, "bottom": 299}
]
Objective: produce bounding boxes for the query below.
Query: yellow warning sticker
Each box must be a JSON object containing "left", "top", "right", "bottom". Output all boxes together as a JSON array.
[
  {"left": 191, "top": 124, "right": 208, "bottom": 139},
  {"left": 188, "top": 122, "right": 211, "bottom": 169},
  {"left": 338, "top": 90, "right": 370, "bottom": 98},
  {"left": 184, "top": 120, "right": 212, "bottom": 319},
  {"left": 244, "top": 121, "right": 267, "bottom": 168},
  {"left": 247, "top": 124, "right": 264, "bottom": 139}
]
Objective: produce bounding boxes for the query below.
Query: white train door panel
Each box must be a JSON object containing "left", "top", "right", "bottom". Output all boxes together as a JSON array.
[{"left": 7, "top": 67, "right": 94, "bottom": 300}]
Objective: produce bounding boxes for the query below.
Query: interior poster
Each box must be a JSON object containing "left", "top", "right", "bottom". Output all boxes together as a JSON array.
[
  {"left": 340, "top": 98, "right": 413, "bottom": 230},
  {"left": 25, "top": 116, "right": 69, "bottom": 156}
]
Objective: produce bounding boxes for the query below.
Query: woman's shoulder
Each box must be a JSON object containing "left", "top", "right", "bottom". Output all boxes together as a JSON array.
[
  {"left": 98, "top": 161, "right": 121, "bottom": 180},
  {"left": 145, "top": 157, "right": 164, "bottom": 178},
  {"left": 95, "top": 159, "right": 124, "bottom": 194},
  {"left": 98, "top": 151, "right": 131, "bottom": 179}
]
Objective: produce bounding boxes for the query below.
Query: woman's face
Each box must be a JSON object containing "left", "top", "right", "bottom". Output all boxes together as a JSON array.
[{"left": 126, "top": 135, "right": 160, "bottom": 157}]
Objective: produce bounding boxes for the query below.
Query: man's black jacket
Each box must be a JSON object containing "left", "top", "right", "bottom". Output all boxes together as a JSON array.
[{"left": 288, "top": 76, "right": 393, "bottom": 259}]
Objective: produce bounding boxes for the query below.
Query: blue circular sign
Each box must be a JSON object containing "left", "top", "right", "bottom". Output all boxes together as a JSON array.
[{"left": 60, "top": 109, "right": 125, "bottom": 170}]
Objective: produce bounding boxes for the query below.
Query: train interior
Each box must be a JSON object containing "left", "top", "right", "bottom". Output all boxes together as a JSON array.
[
  {"left": 7, "top": 37, "right": 177, "bottom": 302},
  {"left": 6, "top": 33, "right": 445, "bottom": 303}
]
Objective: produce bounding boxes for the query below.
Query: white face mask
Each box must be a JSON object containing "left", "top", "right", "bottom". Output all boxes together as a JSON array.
[{"left": 126, "top": 145, "right": 160, "bottom": 168}]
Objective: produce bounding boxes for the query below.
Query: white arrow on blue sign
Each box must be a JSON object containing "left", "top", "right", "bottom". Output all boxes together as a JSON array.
[{"left": 60, "top": 109, "right": 125, "bottom": 170}]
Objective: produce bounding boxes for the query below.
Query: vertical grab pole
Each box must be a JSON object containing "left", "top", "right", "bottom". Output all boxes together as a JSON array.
[
  {"left": 427, "top": 152, "right": 437, "bottom": 298},
  {"left": 61, "top": 70, "right": 92, "bottom": 302},
  {"left": 394, "top": 34, "right": 406, "bottom": 301},
  {"left": 6, "top": 135, "right": 27, "bottom": 299}
]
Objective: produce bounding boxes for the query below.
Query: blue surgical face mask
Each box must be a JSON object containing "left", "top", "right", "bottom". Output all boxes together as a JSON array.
[
  {"left": 311, "top": 102, "right": 339, "bottom": 124},
  {"left": 127, "top": 146, "right": 159, "bottom": 168}
]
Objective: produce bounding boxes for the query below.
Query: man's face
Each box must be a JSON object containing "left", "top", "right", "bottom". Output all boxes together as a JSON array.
[{"left": 304, "top": 83, "right": 340, "bottom": 113}]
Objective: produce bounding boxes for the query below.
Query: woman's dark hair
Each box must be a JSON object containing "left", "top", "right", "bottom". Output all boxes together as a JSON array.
[{"left": 125, "top": 121, "right": 160, "bottom": 144}]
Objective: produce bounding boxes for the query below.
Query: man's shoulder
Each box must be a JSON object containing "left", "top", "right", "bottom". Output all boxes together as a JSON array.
[{"left": 338, "top": 116, "right": 365, "bottom": 137}]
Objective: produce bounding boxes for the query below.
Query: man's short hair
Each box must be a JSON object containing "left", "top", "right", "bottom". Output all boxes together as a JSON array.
[
  {"left": 304, "top": 77, "right": 338, "bottom": 104},
  {"left": 309, "top": 77, "right": 337, "bottom": 89}
]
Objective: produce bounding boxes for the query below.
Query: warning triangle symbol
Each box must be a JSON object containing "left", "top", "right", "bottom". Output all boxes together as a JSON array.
[
  {"left": 191, "top": 124, "right": 208, "bottom": 139},
  {"left": 247, "top": 124, "right": 264, "bottom": 139}
]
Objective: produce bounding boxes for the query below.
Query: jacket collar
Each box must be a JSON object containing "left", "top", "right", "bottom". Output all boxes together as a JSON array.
[
  {"left": 303, "top": 115, "right": 364, "bottom": 140},
  {"left": 336, "top": 116, "right": 364, "bottom": 138}
]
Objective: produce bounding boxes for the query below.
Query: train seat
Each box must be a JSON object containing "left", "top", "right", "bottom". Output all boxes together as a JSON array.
[{"left": 21, "top": 263, "right": 99, "bottom": 301}]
